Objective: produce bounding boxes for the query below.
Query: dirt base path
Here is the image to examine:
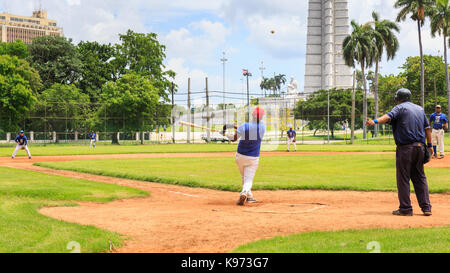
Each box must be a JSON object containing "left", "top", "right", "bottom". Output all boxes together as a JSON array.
[{"left": 1, "top": 160, "right": 448, "bottom": 253}]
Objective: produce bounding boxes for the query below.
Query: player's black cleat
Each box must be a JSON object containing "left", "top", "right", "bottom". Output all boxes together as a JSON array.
[{"left": 392, "top": 209, "right": 413, "bottom": 216}]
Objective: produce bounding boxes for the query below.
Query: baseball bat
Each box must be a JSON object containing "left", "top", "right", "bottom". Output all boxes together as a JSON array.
[{"left": 179, "top": 121, "right": 219, "bottom": 132}]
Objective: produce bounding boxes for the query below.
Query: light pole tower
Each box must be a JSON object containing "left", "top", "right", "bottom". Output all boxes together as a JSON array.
[
  {"left": 259, "top": 61, "right": 266, "bottom": 97},
  {"left": 221, "top": 51, "right": 228, "bottom": 125}
]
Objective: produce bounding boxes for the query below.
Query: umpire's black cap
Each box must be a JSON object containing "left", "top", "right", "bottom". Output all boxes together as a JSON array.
[{"left": 395, "top": 88, "right": 412, "bottom": 102}]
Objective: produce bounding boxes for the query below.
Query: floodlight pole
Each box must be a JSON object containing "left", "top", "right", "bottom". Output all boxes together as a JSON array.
[
  {"left": 327, "top": 88, "right": 330, "bottom": 144},
  {"left": 245, "top": 70, "right": 252, "bottom": 122},
  {"left": 221, "top": 51, "right": 228, "bottom": 126}
]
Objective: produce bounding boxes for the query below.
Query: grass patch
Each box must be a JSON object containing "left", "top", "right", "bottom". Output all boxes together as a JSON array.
[
  {"left": 0, "top": 167, "right": 147, "bottom": 253},
  {"left": 0, "top": 143, "right": 400, "bottom": 157},
  {"left": 35, "top": 154, "right": 450, "bottom": 193},
  {"left": 233, "top": 226, "right": 450, "bottom": 253}
]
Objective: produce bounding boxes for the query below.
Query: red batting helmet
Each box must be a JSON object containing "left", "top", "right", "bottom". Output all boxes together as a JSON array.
[{"left": 252, "top": 107, "right": 265, "bottom": 119}]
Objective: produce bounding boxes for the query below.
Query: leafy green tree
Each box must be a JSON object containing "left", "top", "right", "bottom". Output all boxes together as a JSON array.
[
  {"left": 378, "top": 74, "right": 408, "bottom": 113},
  {"left": 0, "top": 40, "right": 28, "bottom": 59},
  {"left": 294, "top": 89, "right": 370, "bottom": 139},
  {"left": 399, "top": 55, "right": 448, "bottom": 112},
  {"left": 343, "top": 20, "right": 377, "bottom": 139},
  {"left": 31, "top": 84, "right": 91, "bottom": 139},
  {"left": 77, "top": 41, "right": 116, "bottom": 102},
  {"left": 115, "top": 30, "right": 175, "bottom": 102},
  {"left": 378, "top": 55, "right": 448, "bottom": 114},
  {"left": 99, "top": 73, "right": 161, "bottom": 144},
  {"left": 0, "top": 55, "right": 40, "bottom": 131},
  {"left": 369, "top": 11, "right": 400, "bottom": 135},
  {"left": 395, "top": 0, "right": 435, "bottom": 107},
  {"left": 28, "top": 36, "right": 82, "bottom": 89}
]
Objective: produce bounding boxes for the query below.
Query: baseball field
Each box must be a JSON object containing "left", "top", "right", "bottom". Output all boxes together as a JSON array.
[{"left": 0, "top": 143, "right": 449, "bottom": 253}]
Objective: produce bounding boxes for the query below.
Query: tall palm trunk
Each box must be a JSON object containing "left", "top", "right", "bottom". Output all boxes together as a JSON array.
[
  {"left": 445, "top": 33, "right": 450, "bottom": 137},
  {"left": 374, "top": 60, "right": 380, "bottom": 137},
  {"left": 418, "top": 20, "right": 425, "bottom": 107},
  {"left": 361, "top": 61, "right": 368, "bottom": 140}
]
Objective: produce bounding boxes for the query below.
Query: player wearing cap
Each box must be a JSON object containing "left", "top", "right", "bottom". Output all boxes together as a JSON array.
[
  {"left": 228, "top": 107, "right": 266, "bottom": 206},
  {"left": 366, "top": 88, "right": 433, "bottom": 216},
  {"left": 11, "top": 130, "right": 32, "bottom": 159},
  {"left": 286, "top": 126, "right": 297, "bottom": 152},
  {"left": 90, "top": 131, "right": 96, "bottom": 148},
  {"left": 429, "top": 105, "right": 448, "bottom": 159}
]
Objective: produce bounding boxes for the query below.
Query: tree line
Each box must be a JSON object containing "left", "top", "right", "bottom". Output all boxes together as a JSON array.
[
  {"left": 0, "top": 30, "right": 175, "bottom": 144},
  {"left": 342, "top": 0, "right": 450, "bottom": 139}
]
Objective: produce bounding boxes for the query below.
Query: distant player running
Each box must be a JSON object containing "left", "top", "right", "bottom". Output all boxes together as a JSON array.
[
  {"left": 11, "top": 130, "right": 32, "bottom": 159},
  {"left": 429, "top": 105, "right": 448, "bottom": 159},
  {"left": 228, "top": 107, "right": 266, "bottom": 206},
  {"left": 90, "top": 131, "right": 96, "bottom": 148},
  {"left": 286, "top": 126, "right": 297, "bottom": 152}
]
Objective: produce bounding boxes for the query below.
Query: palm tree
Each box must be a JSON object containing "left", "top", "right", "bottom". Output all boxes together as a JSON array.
[
  {"left": 260, "top": 77, "right": 270, "bottom": 97},
  {"left": 343, "top": 20, "right": 377, "bottom": 139},
  {"left": 430, "top": 0, "right": 450, "bottom": 136},
  {"left": 369, "top": 11, "right": 400, "bottom": 136},
  {"left": 395, "top": 0, "right": 434, "bottom": 107},
  {"left": 274, "top": 74, "right": 287, "bottom": 95}
]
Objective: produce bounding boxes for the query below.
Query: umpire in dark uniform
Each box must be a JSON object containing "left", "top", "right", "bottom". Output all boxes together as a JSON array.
[{"left": 366, "top": 88, "right": 433, "bottom": 216}]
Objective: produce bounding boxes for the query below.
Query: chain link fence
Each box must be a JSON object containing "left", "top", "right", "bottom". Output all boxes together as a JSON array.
[{"left": 0, "top": 89, "right": 415, "bottom": 147}]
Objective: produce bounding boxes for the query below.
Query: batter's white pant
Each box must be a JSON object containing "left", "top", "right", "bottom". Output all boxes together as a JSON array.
[
  {"left": 235, "top": 153, "right": 259, "bottom": 198},
  {"left": 432, "top": 129, "right": 445, "bottom": 156},
  {"left": 90, "top": 139, "right": 96, "bottom": 148},
  {"left": 287, "top": 137, "right": 297, "bottom": 151},
  {"left": 12, "top": 144, "right": 31, "bottom": 158}
]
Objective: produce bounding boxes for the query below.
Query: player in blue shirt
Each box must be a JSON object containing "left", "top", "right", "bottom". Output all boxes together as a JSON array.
[
  {"left": 286, "top": 126, "right": 297, "bottom": 152},
  {"left": 11, "top": 130, "right": 32, "bottom": 159},
  {"left": 228, "top": 107, "right": 266, "bottom": 205},
  {"left": 90, "top": 131, "right": 96, "bottom": 148},
  {"left": 429, "top": 105, "right": 448, "bottom": 159}
]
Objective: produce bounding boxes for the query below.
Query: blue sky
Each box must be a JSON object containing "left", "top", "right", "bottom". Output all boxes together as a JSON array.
[{"left": 0, "top": 0, "right": 447, "bottom": 105}]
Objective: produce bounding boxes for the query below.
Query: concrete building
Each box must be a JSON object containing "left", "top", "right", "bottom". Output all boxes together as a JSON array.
[
  {"left": 0, "top": 10, "right": 63, "bottom": 44},
  {"left": 304, "top": 0, "right": 353, "bottom": 93}
]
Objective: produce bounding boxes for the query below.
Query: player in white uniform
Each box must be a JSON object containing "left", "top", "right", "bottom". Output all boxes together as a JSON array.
[
  {"left": 286, "top": 126, "right": 297, "bottom": 152},
  {"left": 227, "top": 107, "right": 266, "bottom": 205},
  {"left": 90, "top": 131, "right": 96, "bottom": 148},
  {"left": 429, "top": 105, "right": 448, "bottom": 159},
  {"left": 11, "top": 130, "right": 32, "bottom": 159}
]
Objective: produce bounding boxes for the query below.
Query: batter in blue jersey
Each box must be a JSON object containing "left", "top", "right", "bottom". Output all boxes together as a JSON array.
[{"left": 228, "top": 107, "right": 266, "bottom": 206}]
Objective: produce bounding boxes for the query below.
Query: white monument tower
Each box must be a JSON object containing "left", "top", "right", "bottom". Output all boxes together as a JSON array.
[{"left": 304, "top": 0, "right": 353, "bottom": 93}]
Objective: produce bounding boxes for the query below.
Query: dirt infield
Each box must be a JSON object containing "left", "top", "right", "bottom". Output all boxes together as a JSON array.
[{"left": 1, "top": 152, "right": 449, "bottom": 253}]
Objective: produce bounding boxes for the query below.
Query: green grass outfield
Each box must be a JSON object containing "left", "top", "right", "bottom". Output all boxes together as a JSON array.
[
  {"left": 0, "top": 167, "right": 147, "bottom": 253},
  {"left": 35, "top": 154, "right": 450, "bottom": 193},
  {"left": 0, "top": 143, "right": 402, "bottom": 157},
  {"left": 233, "top": 226, "right": 450, "bottom": 253}
]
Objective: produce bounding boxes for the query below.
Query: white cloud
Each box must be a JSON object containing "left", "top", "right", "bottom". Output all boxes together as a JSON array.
[
  {"left": 162, "top": 20, "right": 231, "bottom": 66},
  {"left": 66, "top": 0, "right": 81, "bottom": 6},
  {"left": 246, "top": 15, "right": 306, "bottom": 58}
]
